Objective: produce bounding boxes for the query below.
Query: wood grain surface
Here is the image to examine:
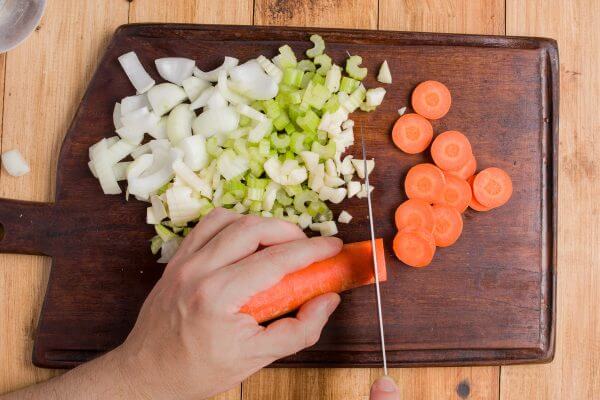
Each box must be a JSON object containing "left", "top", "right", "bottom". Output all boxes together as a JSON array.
[{"left": 0, "top": 1, "right": 595, "bottom": 400}]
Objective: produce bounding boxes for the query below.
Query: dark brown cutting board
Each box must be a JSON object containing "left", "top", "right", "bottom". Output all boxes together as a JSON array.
[{"left": 0, "top": 24, "right": 558, "bottom": 368}]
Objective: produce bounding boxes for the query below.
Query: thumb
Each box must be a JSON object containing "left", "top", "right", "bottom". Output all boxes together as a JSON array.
[{"left": 370, "top": 376, "right": 400, "bottom": 400}]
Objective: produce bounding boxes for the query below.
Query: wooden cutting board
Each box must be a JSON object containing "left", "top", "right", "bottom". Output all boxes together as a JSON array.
[{"left": 0, "top": 24, "right": 557, "bottom": 368}]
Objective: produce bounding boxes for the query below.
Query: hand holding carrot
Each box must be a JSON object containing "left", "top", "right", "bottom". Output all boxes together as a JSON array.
[{"left": 110, "top": 208, "right": 343, "bottom": 399}]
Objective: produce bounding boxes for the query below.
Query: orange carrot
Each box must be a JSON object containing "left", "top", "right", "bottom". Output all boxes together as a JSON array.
[
  {"left": 404, "top": 163, "right": 446, "bottom": 204},
  {"left": 472, "top": 167, "right": 513, "bottom": 208},
  {"left": 467, "top": 175, "right": 493, "bottom": 211},
  {"left": 432, "top": 204, "right": 463, "bottom": 247},
  {"left": 431, "top": 130, "right": 473, "bottom": 171},
  {"left": 395, "top": 199, "right": 436, "bottom": 233},
  {"left": 393, "top": 227, "right": 436, "bottom": 268},
  {"left": 446, "top": 155, "right": 477, "bottom": 180},
  {"left": 438, "top": 173, "right": 472, "bottom": 213},
  {"left": 391, "top": 113, "right": 434, "bottom": 154},
  {"left": 411, "top": 80, "right": 452, "bottom": 120},
  {"left": 240, "top": 239, "right": 387, "bottom": 323}
]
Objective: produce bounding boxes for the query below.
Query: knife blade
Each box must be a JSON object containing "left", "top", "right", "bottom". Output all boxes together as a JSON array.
[{"left": 361, "top": 133, "right": 388, "bottom": 375}]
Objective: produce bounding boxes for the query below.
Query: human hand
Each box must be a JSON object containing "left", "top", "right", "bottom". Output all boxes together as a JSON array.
[
  {"left": 370, "top": 376, "right": 400, "bottom": 400},
  {"left": 114, "top": 208, "right": 342, "bottom": 400}
]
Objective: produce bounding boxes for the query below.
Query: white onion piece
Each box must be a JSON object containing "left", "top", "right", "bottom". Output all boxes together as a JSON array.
[
  {"left": 300, "top": 151, "right": 320, "bottom": 172},
  {"left": 131, "top": 143, "right": 152, "bottom": 159},
  {"left": 113, "top": 162, "right": 131, "bottom": 181},
  {"left": 350, "top": 158, "right": 375, "bottom": 179},
  {"left": 205, "top": 88, "right": 228, "bottom": 109},
  {"left": 120, "top": 94, "right": 151, "bottom": 115},
  {"left": 262, "top": 181, "right": 280, "bottom": 211},
  {"left": 118, "top": 51, "right": 155, "bottom": 94},
  {"left": 127, "top": 153, "right": 154, "bottom": 181},
  {"left": 347, "top": 181, "right": 361, "bottom": 198},
  {"left": 150, "top": 194, "right": 168, "bottom": 222},
  {"left": 172, "top": 159, "right": 212, "bottom": 198},
  {"left": 256, "top": 55, "right": 283, "bottom": 83},
  {"left": 228, "top": 60, "right": 279, "bottom": 100},
  {"left": 178, "top": 135, "right": 208, "bottom": 171},
  {"left": 166, "top": 186, "right": 205, "bottom": 226},
  {"left": 181, "top": 76, "right": 210, "bottom": 101},
  {"left": 108, "top": 139, "right": 137, "bottom": 164},
  {"left": 155, "top": 57, "right": 195, "bottom": 85},
  {"left": 217, "top": 151, "right": 249, "bottom": 181},
  {"left": 128, "top": 148, "right": 181, "bottom": 199},
  {"left": 1, "top": 149, "right": 30, "bottom": 177},
  {"left": 147, "top": 83, "right": 187, "bottom": 116},
  {"left": 189, "top": 86, "right": 216, "bottom": 111},
  {"left": 157, "top": 238, "right": 182, "bottom": 264},
  {"left": 119, "top": 106, "right": 160, "bottom": 144},
  {"left": 147, "top": 207, "right": 158, "bottom": 224},
  {"left": 365, "top": 87, "right": 386, "bottom": 107},
  {"left": 116, "top": 125, "right": 144, "bottom": 145},
  {"left": 192, "top": 106, "right": 239, "bottom": 137},
  {"left": 149, "top": 138, "right": 171, "bottom": 152},
  {"left": 91, "top": 140, "right": 121, "bottom": 194},
  {"left": 338, "top": 210, "right": 353, "bottom": 224},
  {"left": 236, "top": 104, "right": 266, "bottom": 121},
  {"left": 167, "top": 103, "right": 194, "bottom": 145},
  {"left": 217, "top": 69, "right": 249, "bottom": 105},
  {"left": 247, "top": 118, "right": 272, "bottom": 143},
  {"left": 148, "top": 116, "right": 167, "bottom": 139},
  {"left": 113, "top": 103, "right": 123, "bottom": 130},
  {"left": 193, "top": 56, "right": 239, "bottom": 82}
]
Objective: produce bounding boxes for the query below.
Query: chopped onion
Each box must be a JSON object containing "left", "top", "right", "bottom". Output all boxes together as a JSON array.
[
  {"left": 366, "top": 87, "right": 386, "bottom": 107},
  {"left": 166, "top": 103, "right": 194, "bottom": 145},
  {"left": 181, "top": 76, "right": 210, "bottom": 101},
  {"left": 178, "top": 135, "right": 208, "bottom": 171},
  {"left": 247, "top": 118, "right": 272, "bottom": 143},
  {"left": 109, "top": 139, "right": 137, "bottom": 164},
  {"left": 166, "top": 186, "right": 204, "bottom": 226},
  {"left": 155, "top": 57, "right": 195, "bottom": 85},
  {"left": 324, "top": 175, "right": 345, "bottom": 188},
  {"left": 356, "top": 183, "right": 375, "bottom": 199},
  {"left": 350, "top": 158, "right": 375, "bottom": 179},
  {"left": 338, "top": 210, "right": 353, "bottom": 224},
  {"left": 377, "top": 60, "right": 392, "bottom": 84},
  {"left": 172, "top": 159, "right": 212, "bottom": 198},
  {"left": 236, "top": 104, "right": 266, "bottom": 122},
  {"left": 229, "top": 60, "right": 279, "bottom": 100},
  {"left": 256, "top": 55, "right": 283, "bottom": 83},
  {"left": 193, "top": 56, "right": 239, "bottom": 82},
  {"left": 118, "top": 51, "right": 156, "bottom": 94},
  {"left": 398, "top": 106, "right": 407, "bottom": 116},
  {"left": 113, "top": 103, "right": 123, "bottom": 130},
  {"left": 347, "top": 181, "right": 361, "bottom": 198},
  {"left": 147, "top": 83, "right": 187, "bottom": 116},
  {"left": 319, "top": 186, "right": 347, "bottom": 204},
  {"left": 217, "top": 150, "right": 249, "bottom": 180},
  {"left": 119, "top": 106, "right": 160, "bottom": 144},
  {"left": 131, "top": 143, "right": 152, "bottom": 159},
  {"left": 300, "top": 151, "right": 320, "bottom": 172},
  {"left": 298, "top": 212, "right": 312, "bottom": 229},
  {"left": 205, "top": 87, "right": 228, "bottom": 109},
  {"left": 189, "top": 86, "right": 216, "bottom": 111},
  {"left": 148, "top": 116, "right": 168, "bottom": 139},
  {"left": 91, "top": 139, "right": 121, "bottom": 194},
  {"left": 217, "top": 70, "right": 250, "bottom": 105},
  {"left": 262, "top": 181, "right": 280, "bottom": 211},
  {"left": 128, "top": 147, "right": 181, "bottom": 199},
  {"left": 339, "top": 155, "right": 355, "bottom": 175},
  {"left": 113, "top": 162, "right": 131, "bottom": 181},
  {"left": 192, "top": 106, "right": 240, "bottom": 137},
  {"left": 157, "top": 238, "right": 182, "bottom": 264},
  {"left": 120, "top": 94, "right": 151, "bottom": 115},
  {"left": 310, "top": 221, "right": 338, "bottom": 236},
  {"left": 1, "top": 149, "right": 30, "bottom": 177}
]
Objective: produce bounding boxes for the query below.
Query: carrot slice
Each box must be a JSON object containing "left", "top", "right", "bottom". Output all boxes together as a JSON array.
[
  {"left": 391, "top": 113, "right": 434, "bottom": 154},
  {"left": 432, "top": 204, "right": 463, "bottom": 247},
  {"left": 395, "top": 199, "right": 436, "bottom": 233},
  {"left": 404, "top": 163, "right": 446, "bottom": 203},
  {"left": 467, "top": 175, "right": 493, "bottom": 211},
  {"left": 431, "top": 130, "right": 473, "bottom": 171},
  {"left": 438, "top": 173, "right": 472, "bottom": 213},
  {"left": 240, "top": 239, "right": 387, "bottom": 323},
  {"left": 393, "top": 227, "right": 436, "bottom": 268},
  {"left": 446, "top": 155, "right": 477, "bottom": 180},
  {"left": 473, "top": 167, "right": 513, "bottom": 208},
  {"left": 411, "top": 80, "right": 452, "bottom": 120}
]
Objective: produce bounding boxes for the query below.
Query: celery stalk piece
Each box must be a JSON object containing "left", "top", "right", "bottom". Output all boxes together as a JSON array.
[
  {"left": 118, "top": 51, "right": 156, "bottom": 94},
  {"left": 314, "top": 54, "right": 332, "bottom": 76},
  {"left": 377, "top": 60, "right": 392, "bottom": 84},
  {"left": 306, "top": 34, "right": 325, "bottom": 58},
  {"left": 247, "top": 119, "right": 273, "bottom": 143},
  {"left": 155, "top": 57, "right": 195, "bottom": 85},
  {"left": 256, "top": 55, "right": 283, "bottom": 83},
  {"left": 345, "top": 55, "right": 368, "bottom": 80},
  {"left": 325, "top": 65, "right": 342, "bottom": 93},
  {"left": 297, "top": 59, "right": 316, "bottom": 72}
]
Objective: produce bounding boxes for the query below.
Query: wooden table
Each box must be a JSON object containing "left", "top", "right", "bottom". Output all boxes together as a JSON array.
[{"left": 0, "top": 1, "right": 597, "bottom": 398}]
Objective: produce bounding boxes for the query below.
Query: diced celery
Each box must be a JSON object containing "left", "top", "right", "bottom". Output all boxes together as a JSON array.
[
  {"left": 247, "top": 187, "right": 264, "bottom": 201},
  {"left": 284, "top": 184, "right": 303, "bottom": 197},
  {"left": 323, "top": 95, "right": 340, "bottom": 113},
  {"left": 342, "top": 84, "right": 367, "bottom": 113},
  {"left": 325, "top": 65, "right": 342, "bottom": 92},
  {"left": 271, "top": 132, "right": 291, "bottom": 149},
  {"left": 339, "top": 76, "right": 359, "bottom": 93},
  {"left": 276, "top": 189, "right": 293, "bottom": 206},
  {"left": 317, "top": 130, "right": 328, "bottom": 144},
  {"left": 290, "top": 132, "right": 307, "bottom": 153},
  {"left": 262, "top": 99, "right": 281, "bottom": 119},
  {"left": 274, "top": 45, "right": 297, "bottom": 68},
  {"left": 300, "top": 71, "right": 314, "bottom": 89},
  {"left": 302, "top": 82, "right": 330, "bottom": 110},
  {"left": 150, "top": 235, "right": 163, "bottom": 255},
  {"left": 293, "top": 190, "right": 319, "bottom": 213},
  {"left": 198, "top": 200, "right": 215, "bottom": 216},
  {"left": 273, "top": 112, "right": 291, "bottom": 131},
  {"left": 182, "top": 227, "right": 192, "bottom": 237},
  {"left": 233, "top": 138, "right": 249, "bottom": 156},
  {"left": 258, "top": 139, "right": 271, "bottom": 157},
  {"left": 311, "top": 140, "right": 336, "bottom": 160},
  {"left": 306, "top": 34, "right": 325, "bottom": 58},
  {"left": 249, "top": 200, "right": 263, "bottom": 212},
  {"left": 359, "top": 103, "right": 377, "bottom": 112},
  {"left": 314, "top": 54, "right": 332, "bottom": 75},
  {"left": 273, "top": 205, "right": 285, "bottom": 219},
  {"left": 296, "top": 109, "right": 320, "bottom": 132},
  {"left": 311, "top": 73, "right": 326, "bottom": 85},
  {"left": 297, "top": 59, "right": 316, "bottom": 72},
  {"left": 247, "top": 175, "right": 269, "bottom": 189},
  {"left": 284, "top": 90, "right": 303, "bottom": 104},
  {"left": 284, "top": 150, "right": 295, "bottom": 160},
  {"left": 239, "top": 115, "right": 251, "bottom": 127},
  {"left": 251, "top": 100, "right": 264, "bottom": 112},
  {"left": 284, "top": 123, "right": 297, "bottom": 135},
  {"left": 225, "top": 179, "right": 246, "bottom": 199},
  {"left": 221, "top": 192, "right": 238, "bottom": 205},
  {"left": 345, "top": 55, "right": 367, "bottom": 80},
  {"left": 206, "top": 136, "right": 223, "bottom": 157},
  {"left": 223, "top": 138, "right": 235, "bottom": 149},
  {"left": 155, "top": 224, "right": 177, "bottom": 242},
  {"left": 307, "top": 200, "right": 331, "bottom": 221},
  {"left": 282, "top": 67, "right": 304, "bottom": 87},
  {"left": 249, "top": 160, "right": 264, "bottom": 177},
  {"left": 157, "top": 182, "right": 172, "bottom": 196},
  {"left": 288, "top": 104, "right": 304, "bottom": 122}
]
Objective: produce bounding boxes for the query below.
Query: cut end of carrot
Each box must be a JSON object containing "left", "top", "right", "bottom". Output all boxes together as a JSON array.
[
  {"left": 404, "top": 163, "right": 446, "bottom": 204},
  {"left": 432, "top": 204, "right": 463, "bottom": 247},
  {"left": 393, "top": 227, "right": 436, "bottom": 268},
  {"left": 467, "top": 175, "right": 493, "bottom": 211},
  {"left": 431, "top": 130, "right": 473, "bottom": 171},
  {"left": 395, "top": 198, "right": 436, "bottom": 233},
  {"left": 240, "top": 239, "right": 387, "bottom": 323},
  {"left": 446, "top": 155, "right": 477, "bottom": 180},
  {"left": 472, "top": 167, "right": 513, "bottom": 208},
  {"left": 437, "top": 173, "right": 472, "bottom": 213},
  {"left": 411, "top": 80, "right": 452, "bottom": 120},
  {"left": 391, "top": 113, "right": 434, "bottom": 154}
]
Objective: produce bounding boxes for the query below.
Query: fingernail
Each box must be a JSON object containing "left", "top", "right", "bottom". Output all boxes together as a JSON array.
[
  {"left": 372, "top": 376, "right": 398, "bottom": 393},
  {"left": 324, "top": 294, "right": 341, "bottom": 314}
]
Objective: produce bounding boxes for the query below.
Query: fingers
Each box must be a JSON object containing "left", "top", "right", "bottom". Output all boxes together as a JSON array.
[
  {"left": 184, "top": 215, "right": 308, "bottom": 276},
  {"left": 167, "top": 208, "right": 242, "bottom": 267},
  {"left": 370, "top": 377, "right": 400, "bottom": 400},
  {"left": 216, "top": 236, "right": 342, "bottom": 310},
  {"left": 248, "top": 293, "right": 340, "bottom": 361}
]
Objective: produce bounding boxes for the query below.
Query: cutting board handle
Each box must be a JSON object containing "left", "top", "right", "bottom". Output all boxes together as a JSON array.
[{"left": 0, "top": 198, "right": 55, "bottom": 256}]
